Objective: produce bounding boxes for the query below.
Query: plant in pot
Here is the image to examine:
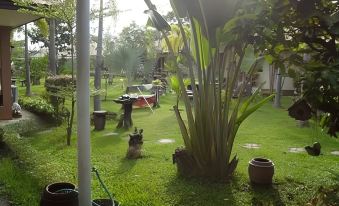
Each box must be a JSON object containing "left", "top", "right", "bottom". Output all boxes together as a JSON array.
[{"left": 145, "top": 0, "right": 274, "bottom": 181}]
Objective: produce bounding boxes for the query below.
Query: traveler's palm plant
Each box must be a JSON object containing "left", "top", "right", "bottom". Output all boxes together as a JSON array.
[
  {"left": 146, "top": 0, "right": 274, "bottom": 180},
  {"left": 105, "top": 46, "right": 144, "bottom": 86}
]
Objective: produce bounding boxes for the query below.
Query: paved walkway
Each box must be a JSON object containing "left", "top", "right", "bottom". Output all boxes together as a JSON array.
[
  {"left": 0, "top": 110, "right": 48, "bottom": 133},
  {"left": 0, "top": 109, "right": 48, "bottom": 206},
  {"left": 0, "top": 109, "right": 40, "bottom": 126},
  {"left": 0, "top": 199, "right": 9, "bottom": 206}
]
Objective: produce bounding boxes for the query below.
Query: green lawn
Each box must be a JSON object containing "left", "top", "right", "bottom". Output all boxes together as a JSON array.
[{"left": 1, "top": 80, "right": 339, "bottom": 205}]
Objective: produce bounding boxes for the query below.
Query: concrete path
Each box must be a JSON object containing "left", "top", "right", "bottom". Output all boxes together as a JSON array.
[{"left": 0, "top": 198, "right": 9, "bottom": 206}]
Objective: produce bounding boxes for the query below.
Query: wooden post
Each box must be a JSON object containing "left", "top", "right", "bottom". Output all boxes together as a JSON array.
[{"left": 0, "top": 26, "right": 12, "bottom": 120}]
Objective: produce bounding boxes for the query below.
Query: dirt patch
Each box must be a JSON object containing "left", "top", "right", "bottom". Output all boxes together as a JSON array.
[{"left": 0, "top": 198, "right": 10, "bottom": 206}]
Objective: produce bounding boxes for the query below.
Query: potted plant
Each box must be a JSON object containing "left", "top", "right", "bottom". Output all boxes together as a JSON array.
[{"left": 146, "top": 0, "right": 274, "bottom": 181}]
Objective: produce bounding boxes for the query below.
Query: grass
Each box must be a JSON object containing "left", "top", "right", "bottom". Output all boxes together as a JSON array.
[{"left": 1, "top": 79, "right": 339, "bottom": 205}]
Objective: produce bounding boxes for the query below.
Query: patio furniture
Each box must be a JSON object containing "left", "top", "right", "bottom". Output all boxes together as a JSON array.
[
  {"left": 20, "top": 80, "right": 26, "bottom": 86},
  {"left": 133, "top": 94, "right": 156, "bottom": 107}
]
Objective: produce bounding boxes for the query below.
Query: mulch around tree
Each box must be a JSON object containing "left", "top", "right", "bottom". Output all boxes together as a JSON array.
[{"left": 0, "top": 198, "right": 9, "bottom": 206}]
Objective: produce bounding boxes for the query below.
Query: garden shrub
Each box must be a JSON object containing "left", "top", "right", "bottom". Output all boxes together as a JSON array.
[
  {"left": 30, "top": 56, "right": 48, "bottom": 85},
  {"left": 18, "top": 97, "right": 60, "bottom": 124},
  {"left": 45, "top": 75, "right": 75, "bottom": 113},
  {"left": 45, "top": 75, "right": 75, "bottom": 88},
  {"left": 45, "top": 75, "right": 76, "bottom": 145}
]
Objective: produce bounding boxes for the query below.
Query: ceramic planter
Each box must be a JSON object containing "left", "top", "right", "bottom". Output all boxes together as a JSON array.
[
  {"left": 248, "top": 158, "right": 274, "bottom": 184},
  {"left": 40, "top": 182, "right": 78, "bottom": 206}
]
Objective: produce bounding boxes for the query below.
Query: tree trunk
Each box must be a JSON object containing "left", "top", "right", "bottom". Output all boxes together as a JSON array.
[
  {"left": 48, "top": 18, "right": 57, "bottom": 75},
  {"left": 273, "top": 66, "right": 282, "bottom": 108},
  {"left": 66, "top": 28, "right": 76, "bottom": 144},
  {"left": 67, "top": 99, "right": 75, "bottom": 146},
  {"left": 94, "top": 0, "right": 103, "bottom": 111},
  {"left": 71, "top": 28, "right": 74, "bottom": 80},
  {"left": 24, "top": 25, "right": 31, "bottom": 96}
]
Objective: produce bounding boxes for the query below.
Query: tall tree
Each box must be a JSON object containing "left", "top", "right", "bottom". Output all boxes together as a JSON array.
[
  {"left": 115, "top": 22, "right": 147, "bottom": 49},
  {"left": 24, "top": 24, "right": 31, "bottom": 96},
  {"left": 92, "top": 0, "right": 117, "bottom": 111},
  {"left": 93, "top": 0, "right": 104, "bottom": 111},
  {"left": 48, "top": 18, "right": 57, "bottom": 75}
]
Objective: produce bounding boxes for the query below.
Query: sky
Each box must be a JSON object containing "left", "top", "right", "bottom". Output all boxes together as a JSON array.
[
  {"left": 90, "top": 0, "right": 172, "bottom": 36},
  {"left": 16, "top": 0, "right": 172, "bottom": 50}
]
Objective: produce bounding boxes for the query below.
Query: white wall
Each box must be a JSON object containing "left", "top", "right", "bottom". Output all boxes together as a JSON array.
[{"left": 257, "top": 61, "right": 295, "bottom": 91}]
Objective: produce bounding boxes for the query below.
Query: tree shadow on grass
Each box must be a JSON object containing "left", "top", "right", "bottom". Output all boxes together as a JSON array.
[
  {"left": 327, "top": 169, "right": 339, "bottom": 182},
  {"left": 315, "top": 169, "right": 339, "bottom": 205},
  {"left": 91, "top": 128, "right": 127, "bottom": 149},
  {"left": 116, "top": 157, "right": 137, "bottom": 174},
  {"left": 250, "top": 183, "right": 285, "bottom": 206},
  {"left": 165, "top": 175, "right": 239, "bottom": 206}
]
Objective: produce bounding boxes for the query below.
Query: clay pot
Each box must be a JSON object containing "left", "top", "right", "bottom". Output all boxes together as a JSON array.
[{"left": 248, "top": 158, "right": 274, "bottom": 184}]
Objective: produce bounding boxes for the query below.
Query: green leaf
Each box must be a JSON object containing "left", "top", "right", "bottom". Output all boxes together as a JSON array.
[
  {"left": 170, "top": 76, "right": 180, "bottom": 94},
  {"left": 241, "top": 45, "right": 264, "bottom": 73},
  {"left": 145, "top": 9, "right": 171, "bottom": 32},
  {"left": 264, "top": 55, "right": 275, "bottom": 64},
  {"left": 274, "top": 44, "right": 285, "bottom": 54},
  {"left": 239, "top": 82, "right": 265, "bottom": 114},
  {"left": 223, "top": 14, "right": 257, "bottom": 34},
  {"left": 190, "top": 18, "right": 212, "bottom": 69},
  {"left": 35, "top": 19, "right": 49, "bottom": 38},
  {"left": 236, "top": 94, "right": 275, "bottom": 125}
]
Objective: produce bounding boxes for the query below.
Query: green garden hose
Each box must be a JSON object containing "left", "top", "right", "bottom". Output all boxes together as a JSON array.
[
  {"left": 53, "top": 167, "right": 116, "bottom": 206},
  {"left": 92, "top": 167, "right": 115, "bottom": 206}
]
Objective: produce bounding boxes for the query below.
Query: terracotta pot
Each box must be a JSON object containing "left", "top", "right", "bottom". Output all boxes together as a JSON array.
[{"left": 248, "top": 158, "right": 274, "bottom": 184}]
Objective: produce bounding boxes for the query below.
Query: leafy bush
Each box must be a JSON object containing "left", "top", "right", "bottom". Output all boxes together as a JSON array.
[
  {"left": 30, "top": 56, "right": 48, "bottom": 81},
  {"left": 45, "top": 75, "right": 76, "bottom": 145},
  {"left": 45, "top": 75, "right": 75, "bottom": 88},
  {"left": 18, "top": 97, "right": 60, "bottom": 124},
  {"left": 45, "top": 75, "right": 75, "bottom": 113}
]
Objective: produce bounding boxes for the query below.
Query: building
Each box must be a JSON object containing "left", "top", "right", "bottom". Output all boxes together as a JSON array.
[
  {"left": 0, "top": 0, "right": 40, "bottom": 119},
  {"left": 257, "top": 61, "right": 295, "bottom": 96}
]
